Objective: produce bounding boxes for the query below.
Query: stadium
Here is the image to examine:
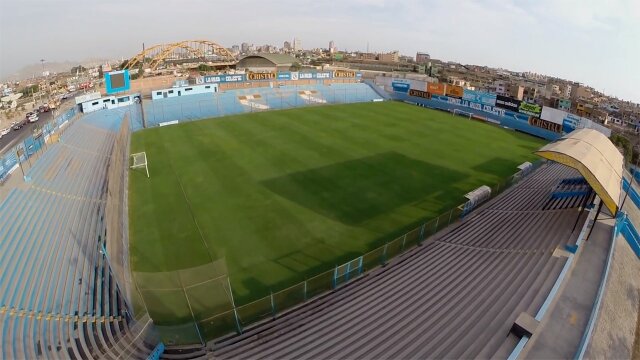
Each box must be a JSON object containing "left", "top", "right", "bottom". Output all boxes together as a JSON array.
[{"left": 0, "top": 42, "right": 639, "bottom": 360}]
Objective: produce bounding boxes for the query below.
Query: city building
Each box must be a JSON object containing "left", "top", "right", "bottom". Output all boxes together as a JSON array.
[
  {"left": 283, "top": 41, "right": 291, "bottom": 51},
  {"left": 329, "top": 40, "right": 336, "bottom": 54},
  {"left": 357, "top": 52, "right": 377, "bottom": 61},
  {"left": 558, "top": 98, "right": 571, "bottom": 111},
  {"left": 293, "top": 38, "right": 302, "bottom": 51},
  {"left": 492, "top": 80, "right": 524, "bottom": 100},
  {"left": 378, "top": 51, "right": 399, "bottom": 63},
  {"left": 416, "top": 52, "right": 431, "bottom": 63},
  {"left": 572, "top": 85, "right": 592, "bottom": 100},
  {"left": 241, "top": 42, "right": 251, "bottom": 53}
]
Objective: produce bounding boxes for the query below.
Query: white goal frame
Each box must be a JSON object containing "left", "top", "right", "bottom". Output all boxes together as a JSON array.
[
  {"left": 130, "top": 152, "right": 149, "bottom": 178},
  {"left": 452, "top": 109, "right": 473, "bottom": 119}
]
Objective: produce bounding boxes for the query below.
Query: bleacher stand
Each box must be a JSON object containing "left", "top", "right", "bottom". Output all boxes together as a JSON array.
[
  {"left": 0, "top": 108, "right": 158, "bottom": 359},
  {"left": 142, "top": 83, "right": 381, "bottom": 127},
  {"left": 211, "top": 163, "right": 591, "bottom": 359}
]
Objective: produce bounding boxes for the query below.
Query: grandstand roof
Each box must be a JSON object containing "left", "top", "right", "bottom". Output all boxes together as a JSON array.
[
  {"left": 237, "top": 53, "right": 298, "bottom": 66},
  {"left": 535, "top": 128, "right": 623, "bottom": 214}
]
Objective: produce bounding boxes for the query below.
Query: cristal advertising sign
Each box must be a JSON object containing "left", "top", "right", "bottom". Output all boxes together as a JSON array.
[
  {"left": 519, "top": 101, "right": 542, "bottom": 117},
  {"left": 247, "top": 72, "right": 277, "bottom": 81},
  {"left": 333, "top": 70, "right": 356, "bottom": 78},
  {"left": 495, "top": 95, "right": 522, "bottom": 112},
  {"left": 462, "top": 89, "right": 496, "bottom": 106},
  {"left": 392, "top": 81, "right": 410, "bottom": 93},
  {"left": 408, "top": 89, "right": 431, "bottom": 99},
  {"left": 529, "top": 117, "right": 562, "bottom": 133}
]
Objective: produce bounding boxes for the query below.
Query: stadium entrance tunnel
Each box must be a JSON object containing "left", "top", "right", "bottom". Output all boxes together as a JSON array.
[{"left": 261, "top": 151, "right": 468, "bottom": 225}]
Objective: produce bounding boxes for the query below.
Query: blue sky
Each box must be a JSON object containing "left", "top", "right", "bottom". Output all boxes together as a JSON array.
[{"left": 1, "top": 0, "right": 638, "bottom": 102}]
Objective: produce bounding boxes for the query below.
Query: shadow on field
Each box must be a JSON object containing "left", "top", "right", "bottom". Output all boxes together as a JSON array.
[
  {"left": 472, "top": 157, "right": 522, "bottom": 176},
  {"left": 261, "top": 151, "right": 467, "bottom": 225}
]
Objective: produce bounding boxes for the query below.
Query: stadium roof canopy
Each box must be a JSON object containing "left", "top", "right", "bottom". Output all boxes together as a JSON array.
[
  {"left": 535, "top": 128, "right": 623, "bottom": 214},
  {"left": 236, "top": 53, "right": 299, "bottom": 71}
]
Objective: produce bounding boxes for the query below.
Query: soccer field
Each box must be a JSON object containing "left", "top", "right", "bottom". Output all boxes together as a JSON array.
[{"left": 129, "top": 101, "right": 546, "bottom": 305}]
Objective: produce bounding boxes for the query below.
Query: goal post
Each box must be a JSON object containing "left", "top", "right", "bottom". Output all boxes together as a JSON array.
[
  {"left": 452, "top": 109, "right": 473, "bottom": 119},
  {"left": 130, "top": 152, "right": 149, "bottom": 178}
]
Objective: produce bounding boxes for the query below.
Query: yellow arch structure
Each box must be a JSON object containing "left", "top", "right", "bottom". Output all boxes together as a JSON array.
[{"left": 124, "top": 40, "right": 236, "bottom": 71}]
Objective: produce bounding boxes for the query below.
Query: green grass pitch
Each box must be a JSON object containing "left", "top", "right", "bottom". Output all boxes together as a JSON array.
[{"left": 129, "top": 101, "right": 546, "bottom": 305}]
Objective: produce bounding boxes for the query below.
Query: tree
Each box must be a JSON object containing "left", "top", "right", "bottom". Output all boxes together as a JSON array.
[
  {"left": 19, "top": 84, "right": 39, "bottom": 98},
  {"left": 610, "top": 133, "right": 632, "bottom": 163},
  {"left": 289, "top": 62, "right": 302, "bottom": 71},
  {"left": 197, "top": 64, "right": 214, "bottom": 72}
]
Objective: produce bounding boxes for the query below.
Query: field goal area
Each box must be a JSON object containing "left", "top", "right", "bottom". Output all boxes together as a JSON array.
[
  {"left": 130, "top": 152, "right": 149, "bottom": 178},
  {"left": 452, "top": 109, "right": 473, "bottom": 119},
  {"left": 133, "top": 258, "right": 236, "bottom": 345}
]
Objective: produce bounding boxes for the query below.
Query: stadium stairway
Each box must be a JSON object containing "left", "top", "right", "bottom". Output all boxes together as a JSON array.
[
  {"left": 0, "top": 109, "right": 157, "bottom": 359},
  {"left": 210, "top": 163, "right": 589, "bottom": 359}
]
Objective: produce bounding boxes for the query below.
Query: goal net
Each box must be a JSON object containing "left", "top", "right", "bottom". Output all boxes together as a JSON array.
[
  {"left": 131, "top": 152, "right": 149, "bottom": 178},
  {"left": 452, "top": 109, "right": 473, "bottom": 119}
]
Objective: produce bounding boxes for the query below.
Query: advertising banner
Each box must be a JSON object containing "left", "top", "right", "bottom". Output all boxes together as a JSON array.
[
  {"left": 462, "top": 89, "right": 496, "bottom": 106},
  {"left": 200, "top": 74, "right": 246, "bottom": 84},
  {"left": 392, "top": 82, "right": 411, "bottom": 93},
  {"left": 297, "top": 71, "right": 331, "bottom": 80},
  {"left": 529, "top": 117, "right": 562, "bottom": 133},
  {"left": 495, "top": 95, "right": 522, "bottom": 112},
  {"left": 562, "top": 113, "right": 582, "bottom": 133},
  {"left": 540, "top": 106, "right": 567, "bottom": 125},
  {"left": 427, "top": 82, "right": 446, "bottom": 96},
  {"left": 445, "top": 85, "right": 464, "bottom": 99},
  {"left": 333, "top": 70, "right": 356, "bottom": 78},
  {"left": 435, "top": 95, "right": 508, "bottom": 117},
  {"left": 408, "top": 89, "right": 431, "bottom": 99},
  {"left": 518, "top": 101, "right": 542, "bottom": 117},
  {"left": 277, "top": 72, "right": 291, "bottom": 80},
  {"left": 247, "top": 72, "right": 277, "bottom": 81}
]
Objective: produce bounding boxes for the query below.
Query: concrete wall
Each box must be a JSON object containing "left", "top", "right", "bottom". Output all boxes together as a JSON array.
[
  {"left": 151, "top": 84, "right": 218, "bottom": 100},
  {"left": 586, "top": 236, "right": 640, "bottom": 359},
  {"left": 81, "top": 94, "right": 137, "bottom": 113}
]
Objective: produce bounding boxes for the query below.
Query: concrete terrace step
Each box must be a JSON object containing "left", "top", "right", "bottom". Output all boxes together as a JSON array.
[
  {"left": 0, "top": 108, "right": 153, "bottom": 359},
  {"left": 212, "top": 163, "right": 589, "bottom": 359}
]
